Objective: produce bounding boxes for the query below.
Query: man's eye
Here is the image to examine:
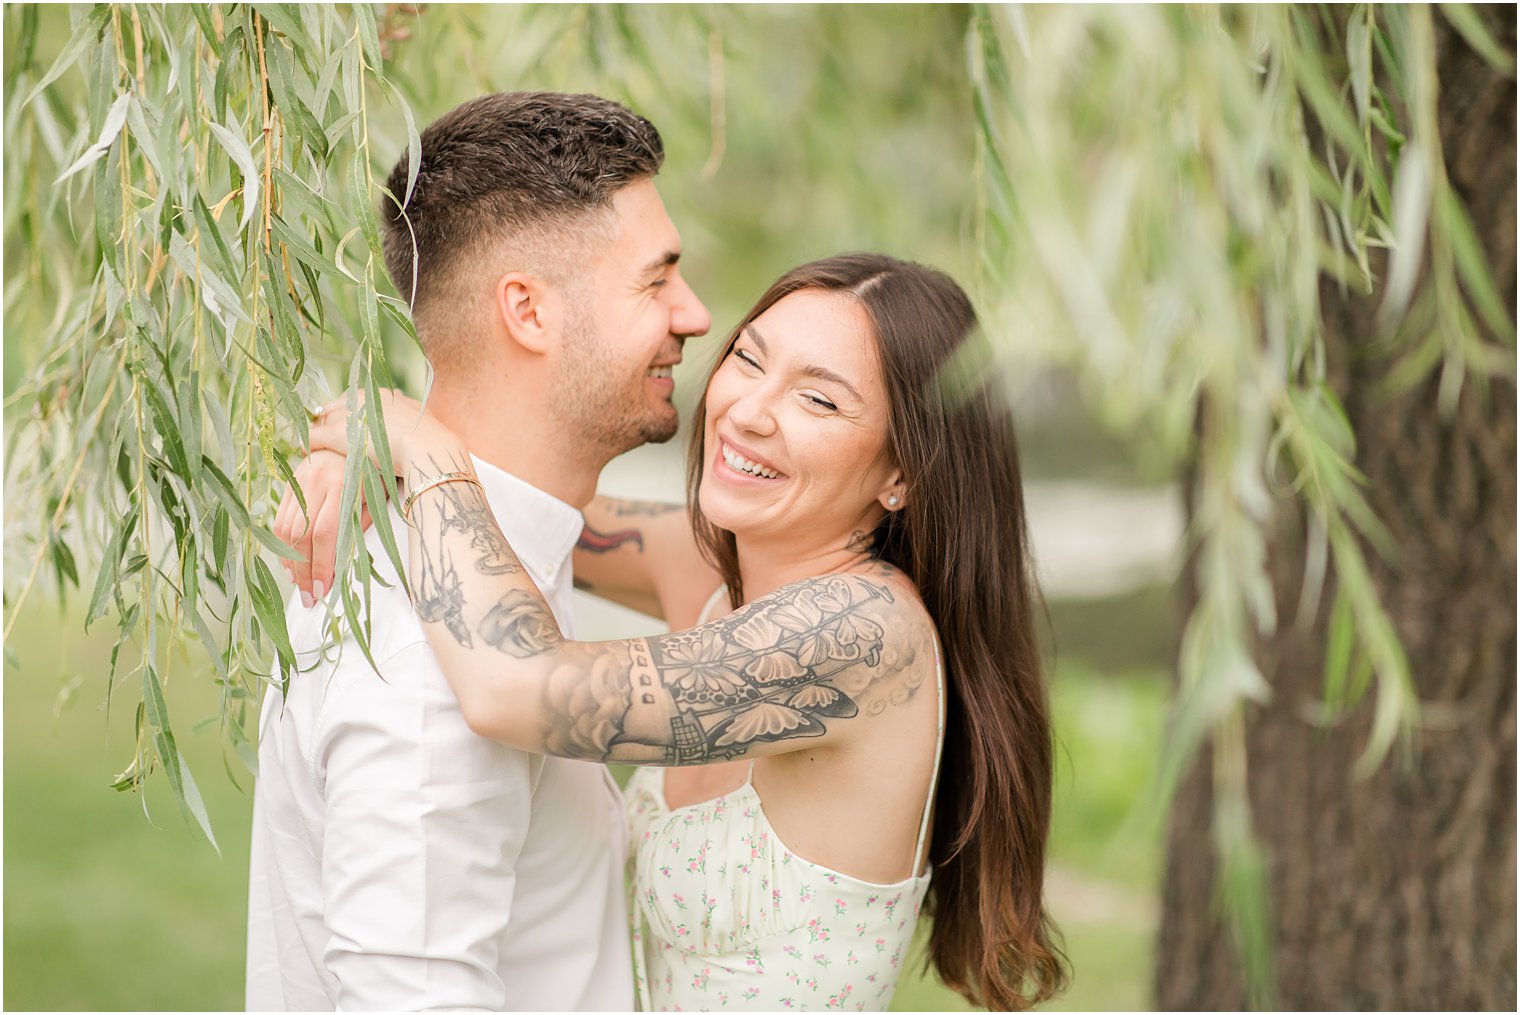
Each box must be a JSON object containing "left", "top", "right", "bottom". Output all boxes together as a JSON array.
[{"left": 649, "top": 279, "right": 669, "bottom": 290}]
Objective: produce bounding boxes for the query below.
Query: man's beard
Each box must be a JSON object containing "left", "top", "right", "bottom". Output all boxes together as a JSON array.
[{"left": 552, "top": 310, "right": 679, "bottom": 458}]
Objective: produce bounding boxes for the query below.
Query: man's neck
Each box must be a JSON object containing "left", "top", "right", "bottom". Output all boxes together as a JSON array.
[{"left": 425, "top": 378, "right": 604, "bottom": 508}]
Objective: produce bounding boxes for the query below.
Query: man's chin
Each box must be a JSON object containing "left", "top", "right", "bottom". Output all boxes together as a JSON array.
[{"left": 639, "top": 413, "right": 680, "bottom": 446}]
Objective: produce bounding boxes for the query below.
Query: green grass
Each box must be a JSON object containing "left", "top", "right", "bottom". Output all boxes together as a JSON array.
[
  {"left": 5, "top": 587, "right": 1169, "bottom": 1011},
  {"left": 5, "top": 604, "right": 254, "bottom": 1011}
]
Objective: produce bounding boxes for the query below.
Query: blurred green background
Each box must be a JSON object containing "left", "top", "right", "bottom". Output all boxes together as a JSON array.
[
  {"left": 5, "top": 4, "right": 1182, "bottom": 1010},
  {"left": 4, "top": 581, "right": 1176, "bottom": 1011}
]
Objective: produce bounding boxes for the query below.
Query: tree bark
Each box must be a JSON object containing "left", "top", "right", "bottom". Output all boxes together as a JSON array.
[{"left": 1156, "top": 10, "right": 1516, "bottom": 1010}]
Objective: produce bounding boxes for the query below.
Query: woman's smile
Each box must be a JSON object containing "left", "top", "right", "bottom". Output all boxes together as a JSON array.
[{"left": 715, "top": 437, "right": 787, "bottom": 482}]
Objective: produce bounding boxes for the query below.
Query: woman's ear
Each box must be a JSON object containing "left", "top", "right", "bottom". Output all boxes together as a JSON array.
[
  {"left": 494, "top": 271, "right": 559, "bottom": 355},
  {"left": 877, "top": 470, "right": 908, "bottom": 512}
]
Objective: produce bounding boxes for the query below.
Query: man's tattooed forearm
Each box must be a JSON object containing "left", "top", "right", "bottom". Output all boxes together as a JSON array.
[
  {"left": 480, "top": 589, "right": 564, "bottom": 658},
  {"left": 407, "top": 451, "right": 526, "bottom": 648},
  {"left": 577, "top": 524, "right": 645, "bottom": 554},
  {"left": 538, "top": 576, "right": 924, "bottom": 765},
  {"left": 413, "top": 532, "right": 473, "bottom": 647}
]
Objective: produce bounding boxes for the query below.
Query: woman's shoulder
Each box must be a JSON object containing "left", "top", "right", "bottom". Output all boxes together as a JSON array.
[{"left": 748, "top": 567, "right": 938, "bottom": 694}]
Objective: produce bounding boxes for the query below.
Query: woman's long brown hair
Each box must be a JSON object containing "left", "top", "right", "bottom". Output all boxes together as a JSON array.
[{"left": 685, "top": 254, "right": 1068, "bottom": 1010}]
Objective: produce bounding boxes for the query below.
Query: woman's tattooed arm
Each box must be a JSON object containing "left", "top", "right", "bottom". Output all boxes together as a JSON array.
[{"left": 405, "top": 453, "right": 932, "bottom": 765}]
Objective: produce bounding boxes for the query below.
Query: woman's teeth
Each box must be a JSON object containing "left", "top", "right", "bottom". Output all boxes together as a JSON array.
[{"left": 722, "top": 443, "right": 780, "bottom": 479}]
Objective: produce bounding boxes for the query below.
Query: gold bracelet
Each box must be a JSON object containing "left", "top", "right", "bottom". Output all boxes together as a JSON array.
[{"left": 401, "top": 471, "right": 483, "bottom": 523}]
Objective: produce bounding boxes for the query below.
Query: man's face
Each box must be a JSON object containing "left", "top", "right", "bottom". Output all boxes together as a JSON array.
[{"left": 553, "top": 179, "right": 711, "bottom": 454}]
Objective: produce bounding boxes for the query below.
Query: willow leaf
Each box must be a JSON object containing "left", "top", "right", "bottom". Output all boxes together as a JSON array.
[
  {"left": 1437, "top": 187, "right": 1516, "bottom": 342},
  {"left": 354, "top": 3, "right": 383, "bottom": 76},
  {"left": 252, "top": 524, "right": 307, "bottom": 564},
  {"left": 206, "top": 120, "right": 260, "bottom": 231},
  {"left": 86, "top": 505, "right": 139, "bottom": 629},
  {"left": 266, "top": 38, "right": 330, "bottom": 163},
  {"left": 22, "top": 4, "right": 111, "bottom": 108},
  {"left": 144, "top": 665, "right": 220, "bottom": 852},
  {"left": 248, "top": 557, "right": 297, "bottom": 668},
  {"left": 362, "top": 461, "right": 407, "bottom": 599},
  {"left": 253, "top": 3, "right": 318, "bottom": 57},
  {"left": 56, "top": 89, "right": 131, "bottom": 184},
  {"left": 270, "top": 214, "right": 336, "bottom": 274},
  {"left": 1438, "top": 3, "right": 1516, "bottom": 75}
]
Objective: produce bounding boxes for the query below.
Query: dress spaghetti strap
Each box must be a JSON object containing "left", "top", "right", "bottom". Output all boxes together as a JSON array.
[
  {"left": 910, "top": 632, "right": 947, "bottom": 877},
  {"left": 696, "top": 584, "right": 729, "bottom": 625}
]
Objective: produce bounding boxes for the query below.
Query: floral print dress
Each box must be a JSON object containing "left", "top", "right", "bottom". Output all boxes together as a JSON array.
[{"left": 625, "top": 589, "right": 946, "bottom": 1012}]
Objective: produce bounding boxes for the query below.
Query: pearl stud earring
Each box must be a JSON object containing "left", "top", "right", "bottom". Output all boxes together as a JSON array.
[{"left": 887, "top": 494, "right": 900, "bottom": 507}]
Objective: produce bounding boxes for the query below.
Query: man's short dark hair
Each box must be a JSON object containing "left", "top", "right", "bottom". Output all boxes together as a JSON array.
[{"left": 381, "top": 91, "right": 664, "bottom": 348}]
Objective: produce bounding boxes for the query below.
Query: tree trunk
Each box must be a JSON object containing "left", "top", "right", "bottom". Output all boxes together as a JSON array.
[{"left": 1156, "top": 10, "right": 1517, "bottom": 1010}]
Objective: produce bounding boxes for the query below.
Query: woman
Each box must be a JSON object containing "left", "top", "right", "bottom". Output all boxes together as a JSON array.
[{"left": 285, "top": 254, "right": 1066, "bottom": 1011}]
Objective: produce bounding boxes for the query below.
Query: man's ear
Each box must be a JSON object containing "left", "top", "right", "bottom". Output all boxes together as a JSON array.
[{"left": 493, "top": 271, "right": 560, "bottom": 355}]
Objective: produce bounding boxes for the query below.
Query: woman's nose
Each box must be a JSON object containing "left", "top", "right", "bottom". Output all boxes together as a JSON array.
[{"left": 725, "top": 383, "right": 778, "bottom": 436}]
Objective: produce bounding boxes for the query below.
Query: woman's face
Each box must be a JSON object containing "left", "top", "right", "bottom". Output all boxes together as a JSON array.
[{"left": 698, "top": 289, "right": 901, "bottom": 546}]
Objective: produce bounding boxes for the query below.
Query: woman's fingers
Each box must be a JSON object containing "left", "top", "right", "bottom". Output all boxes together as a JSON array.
[
  {"left": 309, "top": 492, "right": 343, "bottom": 603},
  {"left": 273, "top": 479, "right": 300, "bottom": 587},
  {"left": 307, "top": 420, "right": 354, "bottom": 458}
]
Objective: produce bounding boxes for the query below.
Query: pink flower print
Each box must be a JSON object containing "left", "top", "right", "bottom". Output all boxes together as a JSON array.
[
  {"left": 865, "top": 894, "right": 879, "bottom": 907},
  {"left": 806, "top": 977, "right": 820, "bottom": 991},
  {"left": 772, "top": 888, "right": 783, "bottom": 909},
  {"left": 783, "top": 943, "right": 802, "bottom": 959},
  {"left": 743, "top": 987, "right": 762, "bottom": 1001},
  {"left": 717, "top": 992, "right": 728, "bottom": 1006},
  {"left": 780, "top": 999, "right": 797, "bottom": 1009},
  {"left": 692, "top": 967, "right": 710, "bottom": 990},
  {"left": 834, "top": 898, "right": 847, "bottom": 915},
  {"left": 827, "top": 984, "right": 854, "bottom": 1008},
  {"left": 855, "top": 922, "right": 867, "bottom": 936},
  {"left": 672, "top": 893, "right": 687, "bottom": 911},
  {"left": 806, "top": 917, "right": 831, "bottom": 943},
  {"left": 659, "top": 865, "right": 673, "bottom": 878},
  {"left": 824, "top": 872, "right": 840, "bottom": 885},
  {"left": 675, "top": 923, "right": 690, "bottom": 938},
  {"left": 874, "top": 937, "right": 886, "bottom": 954},
  {"left": 812, "top": 952, "right": 831, "bottom": 967},
  {"left": 866, "top": 973, "right": 878, "bottom": 983},
  {"left": 787, "top": 971, "right": 802, "bottom": 986},
  {"left": 847, "top": 949, "right": 859, "bottom": 966},
  {"left": 745, "top": 947, "right": 764, "bottom": 971},
  {"left": 890, "top": 947, "right": 902, "bottom": 969}
]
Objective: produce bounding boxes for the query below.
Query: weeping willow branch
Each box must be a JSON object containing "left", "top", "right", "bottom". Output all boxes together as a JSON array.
[
  {"left": 3, "top": 3, "right": 421, "bottom": 845},
  {"left": 966, "top": 3, "right": 1513, "bottom": 1004}
]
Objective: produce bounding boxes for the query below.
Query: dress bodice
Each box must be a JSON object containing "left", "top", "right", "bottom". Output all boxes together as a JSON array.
[{"left": 624, "top": 587, "right": 945, "bottom": 1012}]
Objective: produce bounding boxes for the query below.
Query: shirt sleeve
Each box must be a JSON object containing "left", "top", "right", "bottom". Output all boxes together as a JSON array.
[{"left": 316, "top": 638, "right": 536, "bottom": 1011}]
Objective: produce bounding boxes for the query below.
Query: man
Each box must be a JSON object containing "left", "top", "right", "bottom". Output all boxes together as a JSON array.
[{"left": 245, "top": 92, "right": 710, "bottom": 1011}]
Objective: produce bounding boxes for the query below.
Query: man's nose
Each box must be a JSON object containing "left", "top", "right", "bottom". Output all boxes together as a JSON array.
[{"left": 671, "top": 275, "right": 712, "bottom": 339}]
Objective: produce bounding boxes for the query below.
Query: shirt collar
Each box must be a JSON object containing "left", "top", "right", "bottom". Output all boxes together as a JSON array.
[{"left": 470, "top": 454, "right": 583, "bottom": 584}]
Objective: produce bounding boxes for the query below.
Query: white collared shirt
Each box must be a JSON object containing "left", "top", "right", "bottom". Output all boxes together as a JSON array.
[{"left": 245, "top": 457, "right": 632, "bottom": 1011}]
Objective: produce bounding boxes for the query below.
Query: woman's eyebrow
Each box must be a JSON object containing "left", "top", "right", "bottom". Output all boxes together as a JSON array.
[{"left": 744, "top": 324, "right": 864, "bottom": 402}]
